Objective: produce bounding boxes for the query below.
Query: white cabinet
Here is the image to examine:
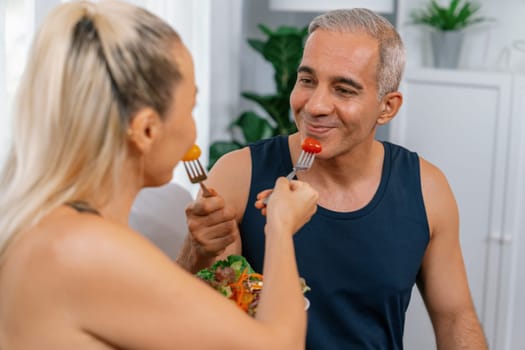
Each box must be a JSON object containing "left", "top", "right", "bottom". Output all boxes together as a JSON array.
[
  {"left": 501, "top": 75, "right": 525, "bottom": 350},
  {"left": 389, "top": 69, "right": 525, "bottom": 350}
]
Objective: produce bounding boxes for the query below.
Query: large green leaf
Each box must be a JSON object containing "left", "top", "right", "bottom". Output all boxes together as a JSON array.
[
  {"left": 241, "top": 93, "right": 290, "bottom": 130},
  {"left": 274, "top": 26, "right": 308, "bottom": 36},
  {"left": 230, "top": 111, "right": 274, "bottom": 143},
  {"left": 260, "top": 29, "right": 307, "bottom": 94},
  {"left": 448, "top": 0, "right": 461, "bottom": 17},
  {"left": 257, "top": 23, "right": 273, "bottom": 37},
  {"left": 247, "top": 39, "right": 265, "bottom": 56}
]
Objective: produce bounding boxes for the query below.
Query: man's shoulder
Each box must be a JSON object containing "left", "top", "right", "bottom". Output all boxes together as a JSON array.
[
  {"left": 418, "top": 157, "right": 449, "bottom": 185},
  {"left": 381, "top": 140, "right": 418, "bottom": 157}
]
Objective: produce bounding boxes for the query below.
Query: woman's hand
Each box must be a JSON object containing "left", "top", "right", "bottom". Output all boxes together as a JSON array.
[{"left": 255, "top": 177, "right": 318, "bottom": 236}]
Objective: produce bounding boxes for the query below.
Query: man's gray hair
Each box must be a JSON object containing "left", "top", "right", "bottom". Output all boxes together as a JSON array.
[{"left": 309, "top": 8, "right": 405, "bottom": 99}]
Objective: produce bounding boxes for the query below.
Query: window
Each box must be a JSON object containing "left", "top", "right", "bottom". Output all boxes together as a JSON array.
[{"left": 1, "top": 0, "right": 34, "bottom": 167}]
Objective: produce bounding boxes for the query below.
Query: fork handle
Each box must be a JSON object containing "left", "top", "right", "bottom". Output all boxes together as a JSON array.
[
  {"left": 200, "top": 182, "right": 212, "bottom": 197},
  {"left": 285, "top": 168, "right": 297, "bottom": 180},
  {"left": 263, "top": 170, "right": 297, "bottom": 205}
]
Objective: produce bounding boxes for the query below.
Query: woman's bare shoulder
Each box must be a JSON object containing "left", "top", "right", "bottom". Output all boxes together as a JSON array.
[
  {"left": 3, "top": 205, "right": 178, "bottom": 295},
  {"left": 0, "top": 206, "right": 205, "bottom": 348}
]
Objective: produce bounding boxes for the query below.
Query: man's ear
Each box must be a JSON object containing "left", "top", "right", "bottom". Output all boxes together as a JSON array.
[
  {"left": 377, "top": 91, "right": 403, "bottom": 126},
  {"left": 127, "top": 107, "right": 162, "bottom": 154}
]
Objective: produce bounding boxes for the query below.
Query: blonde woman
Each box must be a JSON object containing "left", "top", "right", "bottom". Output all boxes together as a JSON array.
[{"left": 0, "top": 1, "right": 318, "bottom": 349}]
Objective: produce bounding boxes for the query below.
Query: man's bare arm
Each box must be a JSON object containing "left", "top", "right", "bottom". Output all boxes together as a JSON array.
[
  {"left": 418, "top": 158, "right": 487, "bottom": 349},
  {"left": 176, "top": 148, "right": 251, "bottom": 272}
]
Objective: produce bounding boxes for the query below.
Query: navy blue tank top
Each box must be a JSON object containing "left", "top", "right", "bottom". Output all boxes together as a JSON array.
[{"left": 240, "top": 136, "right": 429, "bottom": 349}]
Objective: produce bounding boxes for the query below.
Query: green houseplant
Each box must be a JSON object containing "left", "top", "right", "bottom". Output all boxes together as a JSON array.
[
  {"left": 208, "top": 24, "right": 308, "bottom": 168},
  {"left": 409, "top": 0, "right": 485, "bottom": 31},
  {"left": 409, "top": 0, "right": 489, "bottom": 68}
]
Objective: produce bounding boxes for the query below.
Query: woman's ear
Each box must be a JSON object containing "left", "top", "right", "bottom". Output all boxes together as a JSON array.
[
  {"left": 127, "top": 107, "right": 162, "bottom": 154},
  {"left": 377, "top": 91, "right": 403, "bottom": 126}
]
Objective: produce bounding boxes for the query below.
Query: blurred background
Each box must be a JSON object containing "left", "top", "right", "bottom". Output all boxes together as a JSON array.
[{"left": 1, "top": 0, "right": 524, "bottom": 349}]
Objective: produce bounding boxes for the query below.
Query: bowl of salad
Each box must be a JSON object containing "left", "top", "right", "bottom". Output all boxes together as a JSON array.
[{"left": 196, "top": 255, "right": 310, "bottom": 316}]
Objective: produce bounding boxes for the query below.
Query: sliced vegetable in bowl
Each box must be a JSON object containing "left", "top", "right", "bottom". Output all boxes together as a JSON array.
[{"left": 196, "top": 254, "right": 310, "bottom": 316}]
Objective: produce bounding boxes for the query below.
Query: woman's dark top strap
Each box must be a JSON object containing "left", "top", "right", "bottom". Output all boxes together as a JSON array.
[{"left": 65, "top": 201, "right": 100, "bottom": 216}]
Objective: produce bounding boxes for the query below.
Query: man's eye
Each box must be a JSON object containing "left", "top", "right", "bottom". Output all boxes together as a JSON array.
[
  {"left": 335, "top": 87, "right": 355, "bottom": 95},
  {"left": 298, "top": 77, "right": 314, "bottom": 85}
]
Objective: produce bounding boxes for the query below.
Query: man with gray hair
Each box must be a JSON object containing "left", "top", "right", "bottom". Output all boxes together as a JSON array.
[{"left": 179, "top": 8, "right": 487, "bottom": 349}]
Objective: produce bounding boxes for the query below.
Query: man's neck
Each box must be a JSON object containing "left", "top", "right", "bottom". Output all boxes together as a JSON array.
[{"left": 300, "top": 140, "right": 385, "bottom": 212}]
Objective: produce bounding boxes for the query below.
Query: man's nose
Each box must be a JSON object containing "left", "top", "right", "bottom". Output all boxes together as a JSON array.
[{"left": 304, "top": 87, "right": 333, "bottom": 116}]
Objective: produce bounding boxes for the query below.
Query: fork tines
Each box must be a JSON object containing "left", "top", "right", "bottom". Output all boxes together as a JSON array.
[
  {"left": 183, "top": 159, "right": 208, "bottom": 183},
  {"left": 297, "top": 151, "right": 316, "bottom": 170},
  {"left": 284, "top": 150, "right": 317, "bottom": 181},
  {"left": 183, "top": 159, "right": 212, "bottom": 196}
]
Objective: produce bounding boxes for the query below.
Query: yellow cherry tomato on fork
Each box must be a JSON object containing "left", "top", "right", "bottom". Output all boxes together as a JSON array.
[{"left": 182, "top": 144, "right": 202, "bottom": 161}]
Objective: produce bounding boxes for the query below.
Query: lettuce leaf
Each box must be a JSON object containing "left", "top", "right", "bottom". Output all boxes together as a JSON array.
[{"left": 196, "top": 255, "right": 256, "bottom": 282}]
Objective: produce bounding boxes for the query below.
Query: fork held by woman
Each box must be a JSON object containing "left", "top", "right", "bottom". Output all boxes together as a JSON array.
[
  {"left": 263, "top": 138, "right": 321, "bottom": 205},
  {"left": 287, "top": 137, "right": 322, "bottom": 180}
]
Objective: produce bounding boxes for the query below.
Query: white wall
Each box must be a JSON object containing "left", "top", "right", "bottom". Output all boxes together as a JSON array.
[
  {"left": 0, "top": 0, "right": 6, "bottom": 169},
  {"left": 208, "top": 0, "right": 243, "bottom": 142}
]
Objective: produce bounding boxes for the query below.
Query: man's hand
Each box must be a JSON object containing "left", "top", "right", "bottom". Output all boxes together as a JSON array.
[
  {"left": 176, "top": 148, "right": 251, "bottom": 273},
  {"left": 177, "top": 188, "right": 240, "bottom": 273}
]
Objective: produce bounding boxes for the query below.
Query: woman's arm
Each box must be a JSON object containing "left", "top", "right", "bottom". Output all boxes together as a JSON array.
[{"left": 42, "top": 178, "right": 317, "bottom": 350}]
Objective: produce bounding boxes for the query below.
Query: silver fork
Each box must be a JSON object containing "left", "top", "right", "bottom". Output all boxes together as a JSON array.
[
  {"left": 263, "top": 149, "right": 317, "bottom": 204},
  {"left": 183, "top": 158, "right": 212, "bottom": 196},
  {"left": 285, "top": 149, "right": 316, "bottom": 180}
]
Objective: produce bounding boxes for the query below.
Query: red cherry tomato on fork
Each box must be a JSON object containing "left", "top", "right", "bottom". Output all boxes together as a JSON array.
[
  {"left": 301, "top": 137, "right": 322, "bottom": 154},
  {"left": 182, "top": 144, "right": 202, "bottom": 161}
]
